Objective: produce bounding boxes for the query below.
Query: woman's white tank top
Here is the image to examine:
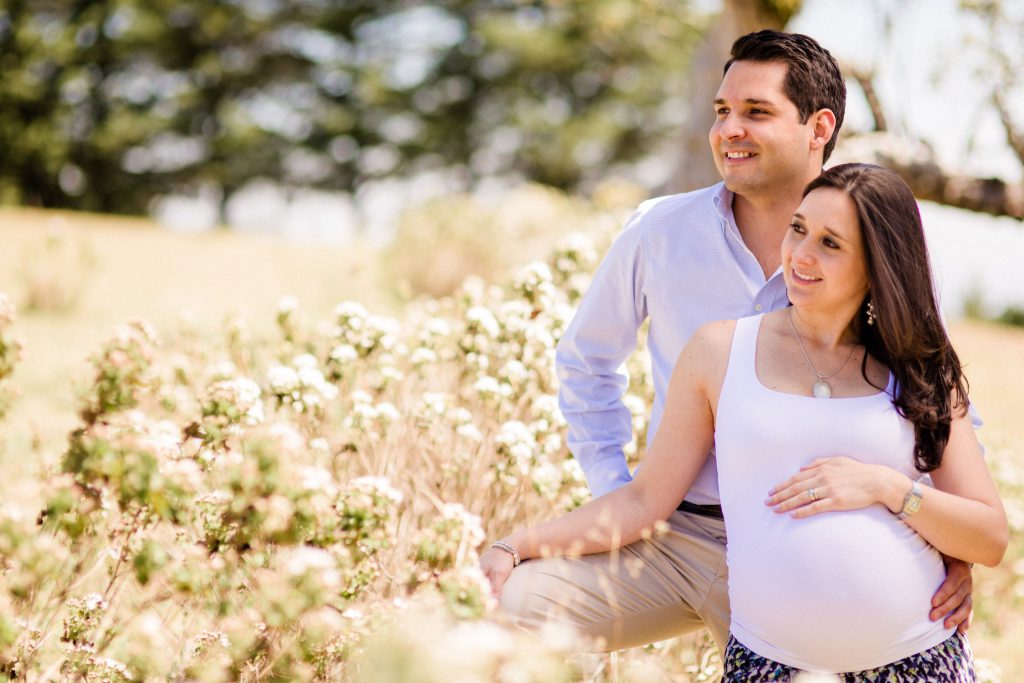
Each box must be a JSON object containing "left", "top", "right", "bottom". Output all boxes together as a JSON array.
[{"left": 715, "top": 314, "right": 953, "bottom": 673}]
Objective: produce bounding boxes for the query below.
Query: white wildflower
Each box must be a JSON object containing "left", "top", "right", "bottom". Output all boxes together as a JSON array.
[
  {"left": 465, "top": 306, "right": 500, "bottom": 338},
  {"left": 423, "top": 318, "right": 451, "bottom": 337},
  {"left": 517, "top": 261, "right": 553, "bottom": 284},
  {"left": 532, "top": 461, "right": 562, "bottom": 497},
  {"left": 160, "top": 458, "right": 203, "bottom": 491},
  {"left": 378, "top": 366, "right": 404, "bottom": 383},
  {"left": 206, "top": 359, "right": 237, "bottom": 380},
  {"left": 496, "top": 421, "right": 536, "bottom": 473},
  {"left": 350, "top": 389, "right": 373, "bottom": 405},
  {"left": 335, "top": 301, "right": 369, "bottom": 321},
  {"left": 283, "top": 546, "right": 340, "bottom": 589},
  {"left": 418, "top": 392, "right": 448, "bottom": 416},
  {"left": 330, "top": 343, "right": 359, "bottom": 363},
  {"left": 473, "top": 375, "right": 511, "bottom": 398},
  {"left": 456, "top": 423, "right": 483, "bottom": 442},
  {"left": 498, "top": 359, "right": 530, "bottom": 386},
  {"left": 83, "top": 593, "right": 108, "bottom": 612},
  {"left": 260, "top": 495, "right": 295, "bottom": 535},
  {"left": 410, "top": 347, "right": 437, "bottom": 365},
  {"left": 300, "top": 466, "right": 338, "bottom": 496},
  {"left": 196, "top": 490, "right": 232, "bottom": 506},
  {"left": 375, "top": 400, "right": 400, "bottom": 423},
  {"left": 144, "top": 420, "right": 182, "bottom": 460},
  {"left": 267, "top": 365, "right": 300, "bottom": 395},
  {"left": 0, "top": 293, "right": 15, "bottom": 324},
  {"left": 350, "top": 476, "right": 404, "bottom": 505},
  {"left": 440, "top": 503, "right": 486, "bottom": 547},
  {"left": 277, "top": 296, "right": 298, "bottom": 314}
]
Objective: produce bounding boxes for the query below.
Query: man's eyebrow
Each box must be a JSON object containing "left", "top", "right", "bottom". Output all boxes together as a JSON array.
[{"left": 713, "top": 98, "right": 777, "bottom": 106}]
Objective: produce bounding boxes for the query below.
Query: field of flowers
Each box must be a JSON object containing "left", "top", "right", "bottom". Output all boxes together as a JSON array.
[{"left": 0, "top": 187, "right": 1021, "bottom": 682}]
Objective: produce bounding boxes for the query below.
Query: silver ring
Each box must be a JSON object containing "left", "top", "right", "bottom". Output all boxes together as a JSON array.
[{"left": 808, "top": 488, "right": 818, "bottom": 502}]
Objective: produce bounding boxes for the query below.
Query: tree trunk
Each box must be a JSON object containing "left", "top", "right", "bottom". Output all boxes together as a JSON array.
[{"left": 667, "top": 0, "right": 800, "bottom": 193}]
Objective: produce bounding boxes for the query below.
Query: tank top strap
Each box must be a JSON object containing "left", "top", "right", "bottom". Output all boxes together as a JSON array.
[{"left": 722, "top": 313, "right": 763, "bottom": 395}]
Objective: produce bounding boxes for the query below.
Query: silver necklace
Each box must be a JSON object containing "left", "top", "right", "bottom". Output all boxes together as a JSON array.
[{"left": 787, "top": 308, "right": 858, "bottom": 399}]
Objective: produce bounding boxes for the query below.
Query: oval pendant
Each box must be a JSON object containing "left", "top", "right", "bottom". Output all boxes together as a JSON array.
[{"left": 812, "top": 380, "right": 832, "bottom": 399}]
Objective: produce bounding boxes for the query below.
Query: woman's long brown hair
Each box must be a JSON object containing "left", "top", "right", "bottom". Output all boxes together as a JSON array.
[{"left": 803, "top": 163, "right": 968, "bottom": 472}]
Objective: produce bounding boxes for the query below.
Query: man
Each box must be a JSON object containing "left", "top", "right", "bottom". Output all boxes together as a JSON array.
[{"left": 497, "top": 30, "right": 973, "bottom": 653}]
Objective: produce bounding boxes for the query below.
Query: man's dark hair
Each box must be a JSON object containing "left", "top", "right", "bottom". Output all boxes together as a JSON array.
[{"left": 725, "top": 30, "right": 846, "bottom": 162}]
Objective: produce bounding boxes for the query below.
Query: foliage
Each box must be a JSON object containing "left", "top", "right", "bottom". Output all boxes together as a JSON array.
[
  {"left": 384, "top": 181, "right": 631, "bottom": 297},
  {"left": 1, "top": 189, "right": 1019, "bottom": 679},
  {"left": 0, "top": 197, "right": 666, "bottom": 680},
  {"left": 0, "top": 0, "right": 704, "bottom": 216},
  {"left": 996, "top": 307, "right": 1024, "bottom": 327}
]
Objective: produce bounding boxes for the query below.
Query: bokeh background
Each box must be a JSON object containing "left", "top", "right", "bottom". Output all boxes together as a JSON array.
[{"left": 1, "top": 0, "right": 1022, "bottom": 681}]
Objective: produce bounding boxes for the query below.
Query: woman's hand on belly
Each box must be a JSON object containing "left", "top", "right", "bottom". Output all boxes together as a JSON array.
[{"left": 765, "top": 456, "right": 909, "bottom": 518}]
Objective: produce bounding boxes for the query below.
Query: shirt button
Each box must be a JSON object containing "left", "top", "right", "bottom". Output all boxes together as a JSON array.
[{"left": 754, "top": 304, "right": 763, "bottom": 312}]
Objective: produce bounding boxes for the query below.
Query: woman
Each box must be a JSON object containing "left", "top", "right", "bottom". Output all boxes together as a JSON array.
[{"left": 480, "top": 164, "right": 1008, "bottom": 680}]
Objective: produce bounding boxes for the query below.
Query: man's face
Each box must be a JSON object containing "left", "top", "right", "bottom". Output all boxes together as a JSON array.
[{"left": 709, "top": 60, "right": 818, "bottom": 198}]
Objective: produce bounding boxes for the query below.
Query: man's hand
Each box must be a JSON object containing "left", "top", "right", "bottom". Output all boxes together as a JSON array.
[
  {"left": 479, "top": 546, "right": 516, "bottom": 601},
  {"left": 931, "top": 557, "right": 974, "bottom": 633}
]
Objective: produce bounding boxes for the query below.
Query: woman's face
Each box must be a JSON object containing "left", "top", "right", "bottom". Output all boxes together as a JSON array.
[{"left": 781, "top": 187, "right": 870, "bottom": 313}]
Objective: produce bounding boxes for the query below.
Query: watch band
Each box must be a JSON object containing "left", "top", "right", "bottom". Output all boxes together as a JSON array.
[{"left": 897, "top": 481, "right": 923, "bottom": 520}]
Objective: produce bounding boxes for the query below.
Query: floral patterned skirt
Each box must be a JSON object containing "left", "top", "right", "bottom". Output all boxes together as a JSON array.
[{"left": 722, "top": 631, "right": 975, "bottom": 682}]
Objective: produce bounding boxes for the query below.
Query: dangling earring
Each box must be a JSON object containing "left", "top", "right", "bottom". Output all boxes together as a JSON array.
[{"left": 866, "top": 299, "right": 876, "bottom": 326}]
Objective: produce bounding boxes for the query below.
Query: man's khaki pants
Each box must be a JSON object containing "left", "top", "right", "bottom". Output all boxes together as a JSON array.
[{"left": 500, "top": 509, "right": 730, "bottom": 653}]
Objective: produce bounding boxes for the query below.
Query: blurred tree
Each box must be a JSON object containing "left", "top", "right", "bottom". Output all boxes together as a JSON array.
[{"left": 0, "top": 0, "right": 704, "bottom": 218}]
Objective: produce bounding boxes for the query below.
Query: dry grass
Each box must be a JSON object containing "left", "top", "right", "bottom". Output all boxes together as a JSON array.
[
  {"left": 0, "top": 207, "right": 391, "bottom": 505},
  {"left": 1, "top": 204, "right": 1022, "bottom": 678},
  {"left": 945, "top": 321, "right": 1024, "bottom": 679}
]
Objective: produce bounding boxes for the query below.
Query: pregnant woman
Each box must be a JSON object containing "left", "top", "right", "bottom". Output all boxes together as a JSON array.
[{"left": 480, "top": 163, "right": 1007, "bottom": 680}]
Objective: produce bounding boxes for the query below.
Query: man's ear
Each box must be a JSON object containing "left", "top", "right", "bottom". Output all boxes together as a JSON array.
[{"left": 809, "top": 109, "right": 838, "bottom": 152}]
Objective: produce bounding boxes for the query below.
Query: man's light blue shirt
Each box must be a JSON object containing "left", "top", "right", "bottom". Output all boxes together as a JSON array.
[
  {"left": 556, "top": 181, "right": 984, "bottom": 502},
  {"left": 556, "top": 182, "right": 790, "bottom": 502}
]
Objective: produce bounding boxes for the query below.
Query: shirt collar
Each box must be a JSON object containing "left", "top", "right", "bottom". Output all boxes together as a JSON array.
[
  {"left": 712, "top": 182, "right": 787, "bottom": 284},
  {"left": 711, "top": 182, "right": 741, "bottom": 240}
]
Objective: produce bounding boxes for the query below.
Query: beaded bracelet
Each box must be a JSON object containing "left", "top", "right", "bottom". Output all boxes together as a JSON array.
[{"left": 490, "top": 540, "right": 521, "bottom": 566}]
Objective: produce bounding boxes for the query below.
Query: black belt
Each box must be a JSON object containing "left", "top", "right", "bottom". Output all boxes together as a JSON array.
[{"left": 676, "top": 500, "right": 724, "bottom": 520}]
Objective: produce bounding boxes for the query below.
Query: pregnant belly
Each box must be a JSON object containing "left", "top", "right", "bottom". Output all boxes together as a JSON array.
[{"left": 727, "top": 505, "right": 949, "bottom": 672}]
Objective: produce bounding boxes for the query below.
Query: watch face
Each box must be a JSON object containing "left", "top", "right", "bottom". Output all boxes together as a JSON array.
[{"left": 905, "top": 496, "right": 922, "bottom": 515}]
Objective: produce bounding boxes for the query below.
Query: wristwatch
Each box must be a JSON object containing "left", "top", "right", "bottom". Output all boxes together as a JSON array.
[{"left": 897, "top": 481, "right": 923, "bottom": 520}]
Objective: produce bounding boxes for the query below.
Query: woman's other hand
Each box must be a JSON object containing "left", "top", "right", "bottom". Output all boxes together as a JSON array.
[
  {"left": 479, "top": 546, "right": 517, "bottom": 600},
  {"left": 765, "top": 456, "right": 908, "bottom": 518}
]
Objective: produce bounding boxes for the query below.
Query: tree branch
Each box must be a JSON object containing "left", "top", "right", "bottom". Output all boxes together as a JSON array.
[
  {"left": 846, "top": 68, "right": 888, "bottom": 132},
  {"left": 992, "top": 90, "right": 1024, "bottom": 170},
  {"left": 837, "top": 133, "right": 1024, "bottom": 220}
]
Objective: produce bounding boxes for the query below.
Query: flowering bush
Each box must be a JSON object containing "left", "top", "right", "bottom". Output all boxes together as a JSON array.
[
  {"left": 1, "top": 216, "right": 638, "bottom": 681},
  {"left": 1, "top": 189, "right": 1014, "bottom": 681}
]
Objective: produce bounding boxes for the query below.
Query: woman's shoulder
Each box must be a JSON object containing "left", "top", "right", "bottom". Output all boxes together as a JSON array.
[
  {"left": 681, "top": 319, "right": 737, "bottom": 368},
  {"left": 691, "top": 318, "right": 738, "bottom": 346}
]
